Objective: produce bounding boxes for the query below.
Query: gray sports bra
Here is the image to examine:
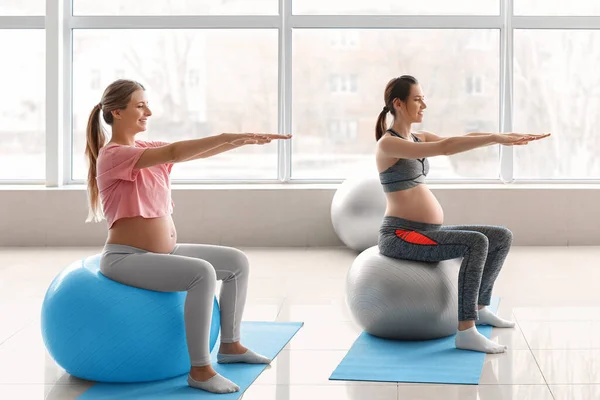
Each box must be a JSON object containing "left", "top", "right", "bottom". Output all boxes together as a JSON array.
[{"left": 379, "top": 129, "right": 429, "bottom": 192}]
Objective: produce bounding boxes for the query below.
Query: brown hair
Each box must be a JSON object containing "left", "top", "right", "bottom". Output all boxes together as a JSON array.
[
  {"left": 375, "top": 75, "right": 419, "bottom": 141},
  {"left": 85, "top": 79, "right": 145, "bottom": 222}
]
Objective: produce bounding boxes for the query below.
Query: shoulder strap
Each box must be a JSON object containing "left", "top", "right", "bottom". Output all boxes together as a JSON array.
[
  {"left": 387, "top": 129, "right": 421, "bottom": 142},
  {"left": 386, "top": 128, "right": 405, "bottom": 140}
]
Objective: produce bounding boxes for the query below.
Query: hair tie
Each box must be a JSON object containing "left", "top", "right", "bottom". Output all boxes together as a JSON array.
[
  {"left": 382, "top": 106, "right": 389, "bottom": 113},
  {"left": 97, "top": 103, "right": 102, "bottom": 110}
]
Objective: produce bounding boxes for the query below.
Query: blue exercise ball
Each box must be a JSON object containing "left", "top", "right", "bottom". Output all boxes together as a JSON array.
[{"left": 40, "top": 254, "right": 220, "bottom": 383}]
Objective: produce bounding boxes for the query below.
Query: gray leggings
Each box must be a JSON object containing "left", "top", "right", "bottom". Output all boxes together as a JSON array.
[
  {"left": 378, "top": 216, "right": 513, "bottom": 321},
  {"left": 99, "top": 243, "right": 249, "bottom": 367}
]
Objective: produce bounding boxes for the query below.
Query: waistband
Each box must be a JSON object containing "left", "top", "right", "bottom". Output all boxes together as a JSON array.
[
  {"left": 102, "top": 244, "right": 149, "bottom": 255},
  {"left": 380, "top": 216, "right": 441, "bottom": 231}
]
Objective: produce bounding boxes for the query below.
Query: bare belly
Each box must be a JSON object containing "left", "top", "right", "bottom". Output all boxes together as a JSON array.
[
  {"left": 106, "top": 215, "right": 177, "bottom": 254},
  {"left": 385, "top": 184, "right": 444, "bottom": 225}
]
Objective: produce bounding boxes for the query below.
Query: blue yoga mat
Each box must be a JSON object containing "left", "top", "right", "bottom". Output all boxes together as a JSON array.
[
  {"left": 77, "top": 321, "right": 303, "bottom": 399},
  {"left": 330, "top": 298, "right": 500, "bottom": 385}
]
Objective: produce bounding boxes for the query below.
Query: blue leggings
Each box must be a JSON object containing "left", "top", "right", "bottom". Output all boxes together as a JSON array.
[{"left": 378, "top": 216, "right": 513, "bottom": 321}]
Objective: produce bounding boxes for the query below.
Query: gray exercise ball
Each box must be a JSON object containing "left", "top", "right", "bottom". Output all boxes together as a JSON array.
[
  {"left": 346, "top": 246, "right": 460, "bottom": 340},
  {"left": 331, "top": 176, "right": 386, "bottom": 252}
]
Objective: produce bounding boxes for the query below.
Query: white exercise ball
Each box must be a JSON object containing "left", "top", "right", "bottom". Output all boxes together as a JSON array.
[
  {"left": 346, "top": 246, "right": 460, "bottom": 340},
  {"left": 331, "top": 176, "right": 386, "bottom": 252}
]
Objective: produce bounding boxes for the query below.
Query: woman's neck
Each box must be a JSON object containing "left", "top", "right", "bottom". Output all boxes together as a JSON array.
[
  {"left": 109, "top": 130, "right": 135, "bottom": 146},
  {"left": 389, "top": 119, "right": 412, "bottom": 139}
]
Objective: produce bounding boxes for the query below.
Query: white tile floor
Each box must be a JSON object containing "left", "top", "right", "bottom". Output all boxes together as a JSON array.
[{"left": 1, "top": 246, "right": 600, "bottom": 399}]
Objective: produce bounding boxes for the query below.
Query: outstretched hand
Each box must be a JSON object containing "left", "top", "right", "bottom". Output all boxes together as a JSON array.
[
  {"left": 227, "top": 133, "right": 292, "bottom": 146},
  {"left": 495, "top": 133, "right": 551, "bottom": 146}
]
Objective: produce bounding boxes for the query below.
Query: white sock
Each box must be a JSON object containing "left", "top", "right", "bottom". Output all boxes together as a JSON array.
[
  {"left": 476, "top": 306, "right": 516, "bottom": 328},
  {"left": 217, "top": 348, "right": 271, "bottom": 364},
  {"left": 187, "top": 373, "right": 239, "bottom": 394},
  {"left": 455, "top": 326, "right": 507, "bottom": 354}
]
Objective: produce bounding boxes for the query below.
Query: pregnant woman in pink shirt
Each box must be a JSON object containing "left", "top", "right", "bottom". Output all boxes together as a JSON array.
[{"left": 85, "top": 79, "right": 291, "bottom": 394}]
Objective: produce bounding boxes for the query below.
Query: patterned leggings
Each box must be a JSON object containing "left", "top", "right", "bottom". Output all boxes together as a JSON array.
[{"left": 378, "top": 216, "right": 513, "bottom": 321}]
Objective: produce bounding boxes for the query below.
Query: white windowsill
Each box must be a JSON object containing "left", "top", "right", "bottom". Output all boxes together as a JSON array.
[{"left": 3, "top": 182, "right": 600, "bottom": 191}]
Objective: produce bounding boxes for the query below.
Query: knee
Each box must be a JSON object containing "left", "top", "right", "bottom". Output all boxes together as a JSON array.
[
  {"left": 227, "top": 247, "right": 250, "bottom": 279},
  {"left": 500, "top": 227, "right": 513, "bottom": 246},
  {"left": 190, "top": 260, "right": 217, "bottom": 291},
  {"left": 470, "top": 232, "right": 489, "bottom": 253}
]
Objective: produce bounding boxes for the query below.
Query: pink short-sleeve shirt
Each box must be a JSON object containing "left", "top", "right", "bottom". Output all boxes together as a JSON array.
[{"left": 96, "top": 140, "right": 174, "bottom": 228}]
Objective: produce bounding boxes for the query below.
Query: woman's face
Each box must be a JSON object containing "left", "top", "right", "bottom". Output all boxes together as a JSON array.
[{"left": 396, "top": 84, "right": 427, "bottom": 124}]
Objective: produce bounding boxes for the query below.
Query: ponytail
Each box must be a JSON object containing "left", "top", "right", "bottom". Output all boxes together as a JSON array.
[
  {"left": 375, "top": 107, "right": 389, "bottom": 141},
  {"left": 84, "top": 104, "right": 106, "bottom": 223}
]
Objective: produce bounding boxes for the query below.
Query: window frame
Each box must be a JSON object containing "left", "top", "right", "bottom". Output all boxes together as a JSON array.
[{"left": 11, "top": 0, "right": 598, "bottom": 186}]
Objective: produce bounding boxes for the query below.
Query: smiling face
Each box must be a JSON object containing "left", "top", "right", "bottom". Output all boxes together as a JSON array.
[
  {"left": 394, "top": 83, "right": 427, "bottom": 124},
  {"left": 111, "top": 89, "right": 152, "bottom": 134}
]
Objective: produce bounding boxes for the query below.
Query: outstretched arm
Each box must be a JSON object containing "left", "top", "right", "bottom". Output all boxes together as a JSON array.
[
  {"left": 417, "top": 130, "right": 492, "bottom": 143},
  {"left": 418, "top": 130, "right": 548, "bottom": 143},
  {"left": 380, "top": 132, "right": 550, "bottom": 159},
  {"left": 183, "top": 133, "right": 291, "bottom": 160},
  {"left": 183, "top": 142, "right": 243, "bottom": 160},
  {"left": 134, "top": 133, "right": 291, "bottom": 170}
]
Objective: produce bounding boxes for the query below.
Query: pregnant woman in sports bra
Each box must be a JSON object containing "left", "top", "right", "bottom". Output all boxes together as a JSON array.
[{"left": 375, "top": 75, "right": 550, "bottom": 354}]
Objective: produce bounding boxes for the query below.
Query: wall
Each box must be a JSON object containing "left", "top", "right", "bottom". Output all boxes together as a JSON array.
[{"left": 0, "top": 184, "right": 598, "bottom": 247}]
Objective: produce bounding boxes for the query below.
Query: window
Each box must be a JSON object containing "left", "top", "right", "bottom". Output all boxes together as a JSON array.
[
  {"left": 90, "top": 70, "right": 101, "bottom": 90},
  {"left": 329, "top": 31, "right": 359, "bottom": 50},
  {"left": 189, "top": 69, "right": 201, "bottom": 88},
  {"left": 328, "top": 119, "right": 358, "bottom": 142},
  {"left": 73, "top": 0, "right": 278, "bottom": 16},
  {"left": 466, "top": 75, "right": 484, "bottom": 95},
  {"left": 329, "top": 74, "right": 358, "bottom": 94},
  {"left": 515, "top": 0, "right": 600, "bottom": 16},
  {"left": 5, "top": 0, "right": 600, "bottom": 185},
  {"left": 71, "top": 29, "right": 278, "bottom": 181},
  {"left": 292, "top": 29, "right": 500, "bottom": 180},
  {"left": 464, "top": 120, "right": 487, "bottom": 134},
  {"left": 293, "top": 0, "right": 499, "bottom": 15},
  {"left": 513, "top": 30, "right": 600, "bottom": 179},
  {"left": 0, "top": 0, "right": 45, "bottom": 15},
  {"left": 466, "top": 30, "right": 495, "bottom": 51},
  {"left": 0, "top": 30, "right": 45, "bottom": 181}
]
